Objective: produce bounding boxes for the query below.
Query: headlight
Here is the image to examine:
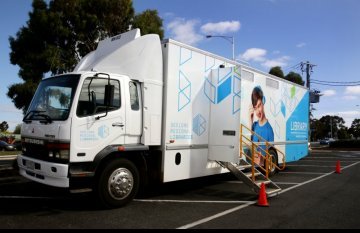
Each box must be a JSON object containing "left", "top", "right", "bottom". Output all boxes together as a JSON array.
[
  {"left": 47, "top": 142, "right": 70, "bottom": 161},
  {"left": 59, "top": 150, "right": 69, "bottom": 160}
]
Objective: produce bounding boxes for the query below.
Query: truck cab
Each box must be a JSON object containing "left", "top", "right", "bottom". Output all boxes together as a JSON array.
[{"left": 18, "top": 28, "right": 164, "bottom": 208}]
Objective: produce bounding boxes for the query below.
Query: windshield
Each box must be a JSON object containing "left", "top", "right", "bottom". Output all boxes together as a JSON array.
[{"left": 25, "top": 74, "right": 80, "bottom": 122}]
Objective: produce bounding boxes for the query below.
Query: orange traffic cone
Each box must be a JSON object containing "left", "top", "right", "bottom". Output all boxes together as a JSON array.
[
  {"left": 257, "top": 183, "right": 269, "bottom": 207},
  {"left": 335, "top": 160, "right": 341, "bottom": 174}
]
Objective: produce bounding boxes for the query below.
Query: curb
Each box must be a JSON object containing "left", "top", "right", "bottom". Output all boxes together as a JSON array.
[{"left": 0, "top": 155, "right": 18, "bottom": 161}]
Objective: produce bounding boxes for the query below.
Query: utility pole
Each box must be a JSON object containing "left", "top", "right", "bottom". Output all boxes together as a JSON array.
[
  {"left": 301, "top": 61, "right": 316, "bottom": 146},
  {"left": 301, "top": 61, "right": 316, "bottom": 89}
]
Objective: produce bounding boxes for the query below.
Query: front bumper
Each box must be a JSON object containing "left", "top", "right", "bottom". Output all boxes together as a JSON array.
[{"left": 17, "top": 155, "right": 69, "bottom": 188}]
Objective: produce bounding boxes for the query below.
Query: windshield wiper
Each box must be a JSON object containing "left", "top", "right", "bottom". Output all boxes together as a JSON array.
[
  {"left": 23, "top": 110, "right": 46, "bottom": 123},
  {"left": 23, "top": 110, "right": 52, "bottom": 124},
  {"left": 38, "top": 113, "right": 53, "bottom": 124}
]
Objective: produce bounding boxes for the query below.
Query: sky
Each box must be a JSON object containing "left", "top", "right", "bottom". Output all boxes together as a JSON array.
[{"left": 1, "top": 0, "right": 360, "bottom": 132}]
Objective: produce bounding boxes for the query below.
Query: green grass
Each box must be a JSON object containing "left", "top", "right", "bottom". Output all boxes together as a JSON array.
[{"left": 0, "top": 151, "right": 21, "bottom": 156}]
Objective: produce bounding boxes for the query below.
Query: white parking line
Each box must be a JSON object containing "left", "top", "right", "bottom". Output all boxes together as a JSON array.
[
  {"left": 275, "top": 182, "right": 301, "bottom": 185},
  {"left": 297, "top": 160, "right": 360, "bottom": 163},
  {"left": 281, "top": 171, "right": 328, "bottom": 175},
  {"left": 134, "top": 199, "right": 253, "bottom": 204},
  {"left": 305, "top": 157, "right": 360, "bottom": 159},
  {"left": 312, "top": 150, "right": 360, "bottom": 154},
  {"left": 177, "top": 203, "right": 255, "bottom": 229},
  {"left": 286, "top": 165, "right": 335, "bottom": 167},
  {"left": 225, "top": 180, "right": 243, "bottom": 184},
  {"left": 177, "top": 161, "right": 360, "bottom": 229},
  {"left": 0, "top": 196, "right": 59, "bottom": 199}
]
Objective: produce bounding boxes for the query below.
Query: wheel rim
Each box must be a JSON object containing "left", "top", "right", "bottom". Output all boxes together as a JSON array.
[
  {"left": 108, "top": 167, "right": 134, "bottom": 200},
  {"left": 269, "top": 154, "right": 276, "bottom": 173}
]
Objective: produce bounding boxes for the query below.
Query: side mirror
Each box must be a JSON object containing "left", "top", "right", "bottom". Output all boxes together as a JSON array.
[{"left": 104, "top": 84, "right": 115, "bottom": 107}]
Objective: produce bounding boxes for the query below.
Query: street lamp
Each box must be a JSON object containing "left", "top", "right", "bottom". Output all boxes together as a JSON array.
[{"left": 206, "top": 35, "right": 235, "bottom": 61}]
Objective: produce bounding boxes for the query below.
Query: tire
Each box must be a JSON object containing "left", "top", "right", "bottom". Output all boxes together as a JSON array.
[
  {"left": 267, "top": 149, "right": 278, "bottom": 177},
  {"left": 95, "top": 158, "right": 139, "bottom": 209}
]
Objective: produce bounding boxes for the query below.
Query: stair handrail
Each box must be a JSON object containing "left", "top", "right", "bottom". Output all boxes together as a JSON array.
[{"left": 240, "top": 124, "right": 286, "bottom": 180}]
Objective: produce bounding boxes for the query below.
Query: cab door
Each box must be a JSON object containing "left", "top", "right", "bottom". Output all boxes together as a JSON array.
[{"left": 71, "top": 75, "right": 126, "bottom": 162}]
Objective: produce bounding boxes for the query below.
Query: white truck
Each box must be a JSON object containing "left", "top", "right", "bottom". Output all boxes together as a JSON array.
[{"left": 18, "top": 29, "right": 309, "bottom": 208}]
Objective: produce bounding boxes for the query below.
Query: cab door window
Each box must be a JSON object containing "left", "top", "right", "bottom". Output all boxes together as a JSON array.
[{"left": 77, "top": 77, "right": 120, "bottom": 117}]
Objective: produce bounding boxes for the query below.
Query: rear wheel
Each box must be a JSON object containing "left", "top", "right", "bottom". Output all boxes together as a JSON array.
[
  {"left": 95, "top": 158, "right": 139, "bottom": 209},
  {"left": 267, "top": 149, "right": 278, "bottom": 176}
]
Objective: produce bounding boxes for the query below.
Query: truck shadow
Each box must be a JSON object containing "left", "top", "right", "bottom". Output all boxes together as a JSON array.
[{"left": 0, "top": 173, "right": 257, "bottom": 214}]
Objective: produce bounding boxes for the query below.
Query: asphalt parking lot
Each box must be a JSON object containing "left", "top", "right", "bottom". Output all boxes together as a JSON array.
[{"left": 0, "top": 148, "right": 360, "bottom": 229}]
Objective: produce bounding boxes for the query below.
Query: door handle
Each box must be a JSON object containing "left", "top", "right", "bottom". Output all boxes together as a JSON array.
[{"left": 112, "top": 122, "right": 124, "bottom": 127}]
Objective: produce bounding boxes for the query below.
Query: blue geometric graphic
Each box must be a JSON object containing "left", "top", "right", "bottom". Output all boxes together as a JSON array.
[
  {"left": 180, "top": 48, "right": 192, "bottom": 65},
  {"left": 217, "top": 77, "right": 232, "bottom": 104},
  {"left": 205, "top": 56, "right": 216, "bottom": 72},
  {"left": 281, "top": 101, "right": 286, "bottom": 117},
  {"left": 285, "top": 92, "right": 309, "bottom": 162},
  {"left": 270, "top": 98, "right": 281, "bottom": 117},
  {"left": 204, "top": 78, "right": 216, "bottom": 104},
  {"left": 204, "top": 67, "right": 233, "bottom": 104},
  {"left": 192, "top": 114, "right": 207, "bottom": 136},
  {"left": 98, "top": 125, "right": 109, "bottom": 139},
  {"left": 218, "top": 68, "right": 232, "bottom": 84},
  {"left": 178, "top": 71, "right": 191, "bottom": 111},
  {"left": 232, "top": 75, "right": 241, "bottom": 114},
  {"left": 178, "top": 48, "right": 193, "bottom": 111}
]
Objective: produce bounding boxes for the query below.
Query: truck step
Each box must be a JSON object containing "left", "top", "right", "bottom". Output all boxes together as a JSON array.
[
  {"left": 244, "top": 171, "right": 261, "bottom": 178},
  {"left": 254, "top": 180, "right": 271, "bottom": 186},
  {"left": 235, "top": 164, "right": 252, "bottom": 170},
  {"left": 265, "top": 187, "right": 281, "bottom": 196}
]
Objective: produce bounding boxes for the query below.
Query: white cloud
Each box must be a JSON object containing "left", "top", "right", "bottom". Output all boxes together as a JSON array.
[
  {"left": 261, "top": 56, "right": 290, "bottom": 69},
  {"left": 342, "top": 95, "right": 358, "bottom": 100},
  {"left": 338, "top": 111, "right": 360, "bottom": 127},
  {"left": 167, "top": 18, "right": 203, "bottom": 45},
  {"left": 345, "top": 86, "right": 360, "bottom": 95},
  {"left": 240, "top": 48, "right": 291, "bottom": 69},
  {"left": 322, "top": 89, "right": 336, "bottom": 97},
  {"left": 200, "top": 21, "right": 241, "bottom": 34},
  {"left": 296, "top": 42, "right": 306, "bottom": 48},
  {"left": 240, "top": 48, "right": 267, "bottom": 62}
]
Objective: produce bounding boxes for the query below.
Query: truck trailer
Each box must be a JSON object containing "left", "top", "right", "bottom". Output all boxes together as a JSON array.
[{"left": 17, "top": 29, "right": 309, "bottom": 208}]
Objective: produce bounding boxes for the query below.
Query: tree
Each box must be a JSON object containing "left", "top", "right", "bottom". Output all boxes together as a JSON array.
[
  {"left": 0, "top": 121, "right": 9, "bottom": 132},
  {"left": 285, "top": 72, "right": 305, "bottom": 86},
  {"left": 349, "top": 118, "right": 360, "bottom": 139},
  {"left": 132, "top": 10, "right": 164, "bottom": 39},
  {"left": 7, "top": 0, "right": 164, "bottom": 113},
  {"left": 317, "top": 115, "right": 346, "bottom": 139},
  {"left": 14, "top": 124, "right": 22, "bottom": 134},
  {"left": 269, "top": 67, "right": 304, "bottom": 86},
  {"left": 269, "top": 66, "right": 285, "bottom": 79}
]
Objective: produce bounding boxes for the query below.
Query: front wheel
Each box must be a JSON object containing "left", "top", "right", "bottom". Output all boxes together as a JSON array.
[{"left": 95, "top": 158, "right": 139, "bottom": 209}]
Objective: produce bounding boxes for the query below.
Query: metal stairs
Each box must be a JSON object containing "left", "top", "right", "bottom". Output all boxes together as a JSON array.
[{"left": 217, "top": 159, "right": 281, "bottom": 197}]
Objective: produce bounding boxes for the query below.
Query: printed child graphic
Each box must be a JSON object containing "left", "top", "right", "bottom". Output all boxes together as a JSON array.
[{"left": 248, "top": 86, "right": 274, "bottom": 166}]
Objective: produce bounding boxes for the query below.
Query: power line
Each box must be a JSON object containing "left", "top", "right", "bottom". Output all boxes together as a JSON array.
[
  {"left": 310, "top": 81, "right": 360, "bottom": 86},
  {"left": 310, "top": 79, "right": 360, "bottom": 84},
  {"left": 285, "top": 62, "right": 302, "bottom": 72}
]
